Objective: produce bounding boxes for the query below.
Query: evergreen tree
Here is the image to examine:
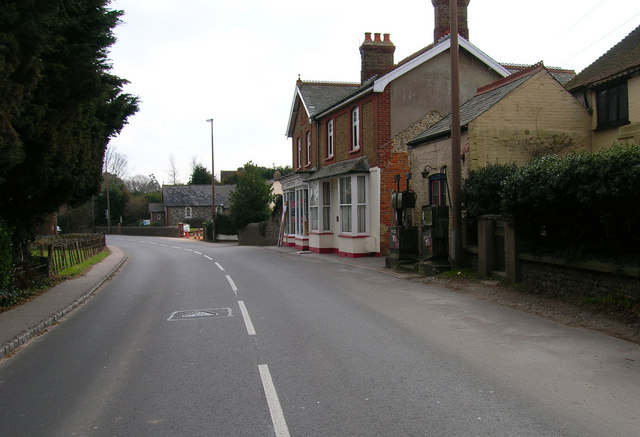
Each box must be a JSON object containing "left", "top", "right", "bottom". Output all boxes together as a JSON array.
[
  {"left": 188, "top": 164, "right": 213, "bottom": 185},
  {"left": 0, "top": 0, "right": 139, "bottom": 252},
  {"left": 229, "top": 162, "right": 273, "bottom": 230}
]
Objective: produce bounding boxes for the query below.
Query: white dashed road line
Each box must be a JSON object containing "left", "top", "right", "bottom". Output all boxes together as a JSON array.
[
  {"left": 237, "top": 300, "right": 256, "bottom": 336},
  {"left": 215, "top": 262, "right": 224, "bottom": 271},
  {"left": 258, "top": 365, "right": 290, "bottom": 437},
  {"left": 204, "top": 255, "right": 213, "bottom": 261},
  {"left": 226, "top": 275, "right": 238, "bottom": 295}
]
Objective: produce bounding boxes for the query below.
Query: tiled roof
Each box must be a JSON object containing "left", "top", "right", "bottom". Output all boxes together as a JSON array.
[
  {"left": 297, "top": 81, "right": 360, "bottom": 118},
  {"left": 148, "top": 202, "right": 164, "bottom": 213},
  {"left": 306, "top": 156, "right": 370, "bottom": 182},
  {"left": 502, "top": 63, "right": 576, "bottom": 85},
  {"left": 162, "top": 184, "right": 235, "bottom": 208},
  {"left": 566, "top": 24, "right": 640, "bottom": 91},
  {"left": 408, "top": 66, "right": 543, "bottom": 146}
]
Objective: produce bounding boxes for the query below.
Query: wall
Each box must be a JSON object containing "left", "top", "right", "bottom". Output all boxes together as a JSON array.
[
  {"left": 390, "top": 49, "right": 502, "bottom": 137},
  {"left": 519, "top": 255, "right": 640, "bottom": 301},
  {"left": 238, "top": 218, "right": 280, "bottom": 246},
  {"left": 468, "top": 70, "right": 591, "bottom": 169},
  {"left": 167, "top": 206, "right": 211, "bottom": 226},
  {"left": 94, "top": 226, "right": 181, "bottom": 237}
]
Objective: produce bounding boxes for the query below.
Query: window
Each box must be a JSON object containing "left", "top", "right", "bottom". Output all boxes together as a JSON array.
[
  {"left": 339, "top": 175, "right": 368, "bottom": 235},
  {"left": 285, "top": 192, "right": 295, "bottom": 234},
  {"left": 339, "top": 177, "right": 352, "bottom": 233},
  {"left": 185, "top": 207, "right": 193, "bottom": 218},
  {"left": 357, "top": 175, "right": 367, "bottom": 233},
  {"left": 597, "top": 81, "right": 629, "bottom": 129},
  {"left": 306, "top": 131, "right": 311, "bottom": 166},
  {"left": 322, "top": 181, "right": 331, "bottom": 232},
  {"left": 327, "top": 120, "right": 334, "bottom": 158},
  {"left": 296, "top": 138, "right": 301, "bottom": 169},
  {"left": 309, "top": 183, "right": 318, "bottom": 231},
  {"left": 351, "top": 107, "right": 360, "bottom": 151},
  {"left": 429, "top": 174, "right": 447, "bottom": 206}
]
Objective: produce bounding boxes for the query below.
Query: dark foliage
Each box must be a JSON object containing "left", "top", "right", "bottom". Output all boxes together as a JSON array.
[
  {"left": 229, "top": 162, "right": 273, "bottom": 230},
  {"left": 501, "top": 144, "right": 640, "bottom": 255},
  {"left": 0, "top": 0, "right": 139, "bottom": 256},
  {"left": 462, "top": 163, "right": 517, "bottom": 220}
]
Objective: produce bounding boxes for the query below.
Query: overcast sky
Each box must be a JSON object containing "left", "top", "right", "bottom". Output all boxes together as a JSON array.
[{"left": 107, "top": 0, "right": 639, "bottom": 184}]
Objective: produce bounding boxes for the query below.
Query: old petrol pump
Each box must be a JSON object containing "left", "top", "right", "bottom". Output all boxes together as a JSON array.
[
  {"left": 421, "top": 205, "right": 449, "bottom": 260},
  {"left": 388, "top": 173, "right": 419, "bottom": 262}
]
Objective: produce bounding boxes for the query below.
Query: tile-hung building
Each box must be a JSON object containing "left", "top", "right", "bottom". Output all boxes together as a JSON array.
[{"left": 283, "top": 0, "right": 510, "bottom": 256}]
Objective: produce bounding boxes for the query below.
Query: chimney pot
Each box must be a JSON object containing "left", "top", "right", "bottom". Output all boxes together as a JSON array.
[
  {"left": 383, "top": 33, "right": 391, "bottom": 42},
  {"left": 359, "top": 31, "right": 395, "bottom": 84},
  {"left": 374, "top": 32, "right": 381, "bottom": 42},
  {"left": 364, "top": 32, "right": 372, "bottom": 41}
]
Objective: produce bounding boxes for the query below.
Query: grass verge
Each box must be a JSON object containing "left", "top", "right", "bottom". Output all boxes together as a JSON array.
[{"left": 0, "top": 248, "right": 110, "bottom": 312}]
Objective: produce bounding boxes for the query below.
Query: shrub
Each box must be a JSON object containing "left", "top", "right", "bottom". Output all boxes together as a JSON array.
[
  {"left": 501, "top": 143, "right": 640, "bottom": 255},
  {"left": 462, "top": 163, "right": 517, "bottom": 220}
]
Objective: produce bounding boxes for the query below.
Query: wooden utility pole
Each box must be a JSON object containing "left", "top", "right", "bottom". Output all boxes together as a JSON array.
[
  {"left": 207, "top": 118, "right": 216, "bottom": 240},
  {"left": 449, "top": 0, "right": 463, "bottom": 267}
]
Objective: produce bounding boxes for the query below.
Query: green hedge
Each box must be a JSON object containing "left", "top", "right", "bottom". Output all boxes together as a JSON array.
[
  {"left": 501, "top": 143, "right": 640, "bottom": 255},
  {"left": 462, "top": 163, "right": 517, "bottom": 220}
]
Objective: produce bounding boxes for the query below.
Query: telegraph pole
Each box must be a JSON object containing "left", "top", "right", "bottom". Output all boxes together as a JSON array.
[
  {"left": 449, "top": 0, "right": 463, "bottom": 267},
  {"left": 206, "top": 118, "right": 216, "bottom": 240}
]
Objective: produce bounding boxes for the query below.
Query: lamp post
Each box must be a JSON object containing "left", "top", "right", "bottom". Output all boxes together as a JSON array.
[{"left": 206, "top": 118, "right": 216, "bottom": 240}]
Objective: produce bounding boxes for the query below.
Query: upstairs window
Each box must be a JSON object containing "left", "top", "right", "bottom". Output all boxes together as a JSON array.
[
  {"left": 296, "top": 137, "right": 301, "bottom": 169},
  {"left": 327, "top": 120, "right": 334, "bottom": 158},
  {"left": 351, "top": 107, "right": 360, "bottom": 151},
  {"left": 597, "top": 81, "right": 629, "bottom": 129},
  {"left": 306, "top": 131, "right": 311, "bottom": 166}
]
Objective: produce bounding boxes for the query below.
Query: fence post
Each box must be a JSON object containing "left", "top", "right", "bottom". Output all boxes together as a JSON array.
[
  {"left": 477, "top": 215, "right": 495, "bottom": 278},
  {"left": 47, "top": 244, "right": 53, "bottom": 276}
]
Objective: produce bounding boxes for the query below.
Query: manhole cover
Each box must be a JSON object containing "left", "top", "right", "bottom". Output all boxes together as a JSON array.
[{"left": 167, "top": 308, "right": 232, "bottom": 321}]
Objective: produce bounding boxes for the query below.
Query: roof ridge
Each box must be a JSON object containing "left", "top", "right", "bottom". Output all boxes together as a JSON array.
[
  {"left": 476, "top": 61, "right": 544, "bottom": 95},
  {"left": 298, "top": 80, "right": 360, "bottom": 86}
]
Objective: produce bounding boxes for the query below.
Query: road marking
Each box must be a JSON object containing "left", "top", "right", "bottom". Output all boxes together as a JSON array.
[
  {"left": 171, "top": 246, "right": 180, "bottom": 249},
  {"left": 258, "top": 365, "right": 290, "bottom": 437},
  {"left": 237, "top": 300, "right": 256, "bottom": 336},
  {"left": 159, "top": 244, "right": 168, "bottom": 247},
  {"left": 215, "top": 262, "right": 224, "bottom": 271},
  {"left": 194, "top": 250, "right": 202, "bottom": 255},
  {"left": 226, "top": 275, "right": 238, "bottom": 295},
  {"left": 204, "top": 255, "right": 213, "bottom": 261},
  {"left": 184, "top": 248, "right": 193, "bottom": 252}
]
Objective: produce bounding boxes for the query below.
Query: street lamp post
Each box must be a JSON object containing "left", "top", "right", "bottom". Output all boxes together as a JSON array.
[{"left": 206, "top": 118, "right": 216, "bottom": 241}]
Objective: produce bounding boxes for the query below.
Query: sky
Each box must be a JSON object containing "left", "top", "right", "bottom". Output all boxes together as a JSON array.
[{"left": 107, "top": 0, "right": 640, "bottom": 185}]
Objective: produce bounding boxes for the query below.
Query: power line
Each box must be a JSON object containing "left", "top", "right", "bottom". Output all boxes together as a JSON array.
[{"left": 567, "top": 12, "right": 640, "bottom": 61}]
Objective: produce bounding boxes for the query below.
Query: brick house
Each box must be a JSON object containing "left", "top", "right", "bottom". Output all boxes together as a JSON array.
[
  {"left": 566, "top": 24, "right": 640, "bottom": 149},
  {"left": 282, "top": 0, "right": 509, "bottom": 256},
  {"left": 407, "top": 63, "right": 590, "bottom": 228}
]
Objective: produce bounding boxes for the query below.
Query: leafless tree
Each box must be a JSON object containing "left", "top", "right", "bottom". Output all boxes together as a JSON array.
[
  {"left": 168, "top": 154, "right": 180, "bottom": 184},
  {"left": 103, "top": 145, "right": 129, "bottom": 178}
]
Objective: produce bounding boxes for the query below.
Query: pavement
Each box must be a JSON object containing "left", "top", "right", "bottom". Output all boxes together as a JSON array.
[{"left": 0, "top": 245, "right": 127, "bottom": 360}]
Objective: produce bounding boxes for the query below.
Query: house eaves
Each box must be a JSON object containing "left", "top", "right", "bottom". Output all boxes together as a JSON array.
[
  {"left": 286, "top": 81, "right": 360, "bottom": 137},
  {"left": 311, "top": 36, "right": 510, "bottom": 121},
  {"left": 372, "top": 36, "right": 511, "bottom": 92}
]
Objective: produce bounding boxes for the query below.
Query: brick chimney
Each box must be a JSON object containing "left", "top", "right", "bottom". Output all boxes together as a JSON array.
[
  {"left": 359, "top": 32, "right": 395, "bottom": 84},
  {"left": 432, "top": 0, "right": 470, "bottom": 42}
]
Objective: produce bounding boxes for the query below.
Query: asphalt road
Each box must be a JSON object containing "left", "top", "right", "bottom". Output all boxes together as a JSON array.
[{"left": 1, "top": 236, "right": 639, "bottom": 436}]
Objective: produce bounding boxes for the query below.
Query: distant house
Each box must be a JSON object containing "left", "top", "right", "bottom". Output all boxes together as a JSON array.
[
  {"left": 148, "top": 202, "right": 165, "bottom": 225},
  {"left": 158, "top": 184, "right": 235, "bottom": 226},
  {"left": 565, "top": 24, "right": 640, "bottom": 149}
]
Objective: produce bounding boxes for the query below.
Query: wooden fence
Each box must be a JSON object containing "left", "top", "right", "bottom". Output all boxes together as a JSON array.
[{"left": 33, "top": 234, "right": 106, "bottom": 275}]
